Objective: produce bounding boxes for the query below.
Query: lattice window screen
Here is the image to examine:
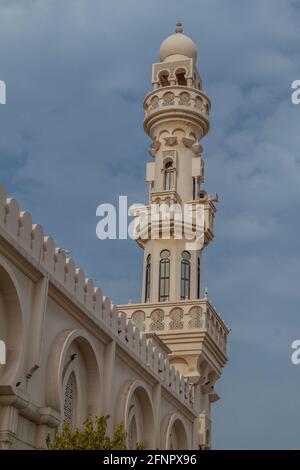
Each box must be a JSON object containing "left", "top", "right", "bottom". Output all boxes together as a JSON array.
[
  {"left": 188, "top": 306, "right": 203, "bottom": 329},
  {"left": 169, "top": 308, "right": 184, "bottom": 330},
  {"left": 63, "top": 372, "right": 76, "bottom": 427},
  {"left": 150, "top": 309, "right": 165, "bottom": 331}
]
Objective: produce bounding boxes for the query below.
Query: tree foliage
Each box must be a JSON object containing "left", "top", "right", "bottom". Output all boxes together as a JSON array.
[{"left": 47, "top": 415, "right": 133, "bottom": 450}]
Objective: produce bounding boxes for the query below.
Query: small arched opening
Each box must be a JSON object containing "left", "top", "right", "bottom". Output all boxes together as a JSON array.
[
  {"left": 176, "top": 68, "right": 187, "bottom": 86},
  {"left": 158, "top": 70, "right": 170, "bottom": 87}
]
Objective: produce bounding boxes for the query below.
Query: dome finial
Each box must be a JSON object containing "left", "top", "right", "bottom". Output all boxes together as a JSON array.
[
  {"left": 160, "top": 25, "right": 197, "bottom": 62},
  {"left": 175, "top": 22, "right": 183, "bottom": 34}
]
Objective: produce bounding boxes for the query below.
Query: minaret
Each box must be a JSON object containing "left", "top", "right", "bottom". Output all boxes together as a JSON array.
[
  {"left": 119, "top": 25, "right": 229, "bottom": 449},
  {"left": 140, "top": 22, "right": 211, "bottom": 305}
]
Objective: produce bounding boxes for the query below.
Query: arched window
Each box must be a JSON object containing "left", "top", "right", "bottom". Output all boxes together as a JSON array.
[
  {"left": 145, "top": 254, "right": 151, "bottom": 302},
  {"left": 159, "top": 249, "right": 170, "bottom": 301},
  {"left": 176, "top": 68, "right": 187, "bottom": 86},
  {"left": 159, "top": 71, "right": 170, "bottom": 87},
  {"left": 168, "top": 419, "right": 188, "bottom": 450},
  {"left": 197, "top": 256, "right": 201, "bottom": 299},
  {"left": 164, "top": 161, "right": 174, "bottom": 190},
  {"left": 63, "top": 372, "right": 77, "bottom": 429},
  {"left": 181, "top": 251, "right": 191, "bottom": 299}
]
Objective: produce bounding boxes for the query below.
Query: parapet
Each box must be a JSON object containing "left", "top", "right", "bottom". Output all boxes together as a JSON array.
[{"left": 0, "top": 186, "right": 194, "bottom": 408}]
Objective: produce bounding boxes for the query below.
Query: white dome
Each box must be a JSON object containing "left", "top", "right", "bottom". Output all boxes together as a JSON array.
[{"left": 160, "top": 25, "right": 197, "bottom": 62}]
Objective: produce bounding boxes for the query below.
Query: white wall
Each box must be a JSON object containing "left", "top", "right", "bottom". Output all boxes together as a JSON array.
[{"left": 0, "top": 186, "right": 198, "bottom": 450}]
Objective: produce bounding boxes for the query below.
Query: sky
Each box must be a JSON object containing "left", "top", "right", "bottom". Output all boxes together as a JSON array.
[{"left": 0, "top": 0, "right": 300, "bottom": 449}]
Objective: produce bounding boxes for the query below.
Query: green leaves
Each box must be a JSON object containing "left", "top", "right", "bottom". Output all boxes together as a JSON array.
[
  {"left": 47, "top": 416, "right": 128, "bottom": 450},
  {"left": 47, "top": 415, "right": 145, "bottom": 450}
]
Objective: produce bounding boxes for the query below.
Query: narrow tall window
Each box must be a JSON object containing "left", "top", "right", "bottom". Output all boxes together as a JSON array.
[
  {"left": 159, "top": 249, "right": 170, "bottom": 301},
  {"left": 181, "top": 251, "right": 191, "bottom": 299},
  {"left": 145, "top": 254, "right": 151, "bottom": 302},
  {"left": 63, "top": 372, "right": 77, "bottom": 429},
  {"left": 164, "top": 161, "right": 174, "bottom": 190},
  {"left": 197, "top": 256, "right": 201, "bottom": 299}
]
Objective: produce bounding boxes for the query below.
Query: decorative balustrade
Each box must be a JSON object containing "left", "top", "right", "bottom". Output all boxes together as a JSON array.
[
  {"left": 118, "top": 299, "right": 229, "bottom": 357},
  {"left": 143, "top": 86, "right": 211, "bottom": 123}
]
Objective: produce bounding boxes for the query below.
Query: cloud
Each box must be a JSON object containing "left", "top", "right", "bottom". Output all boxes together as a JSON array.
[{"left": 0, "top": 0, "right": 300, "bottom": 449}]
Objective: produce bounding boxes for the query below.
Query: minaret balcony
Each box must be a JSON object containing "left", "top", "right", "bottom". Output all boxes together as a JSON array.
[
  {"left": 143, "top": 86, "right": 211, "bottom": 138},
  {"left": 118, "top": 298, "right": 229, "bottom": 376},
  {"left": 130, "top": 199, "right": 216, "bottom": 247}
]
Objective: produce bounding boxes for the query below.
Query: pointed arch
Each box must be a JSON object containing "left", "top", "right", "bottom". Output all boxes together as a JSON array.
[{"left": 0, "top": 258, "right": 24, "bottom": 385}]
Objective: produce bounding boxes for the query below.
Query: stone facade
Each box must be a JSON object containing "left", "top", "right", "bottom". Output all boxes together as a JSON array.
[{"left": 0, "top": 186, "right": 198, "bottom": 450}]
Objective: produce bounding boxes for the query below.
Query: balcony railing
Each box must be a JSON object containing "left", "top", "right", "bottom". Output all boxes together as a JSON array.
[
  {"left": 118, "top": 298, "right": 229, "bottom": 357},
  {"left": 143, "top": 85, "right": 211, "bottom": 136}
]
